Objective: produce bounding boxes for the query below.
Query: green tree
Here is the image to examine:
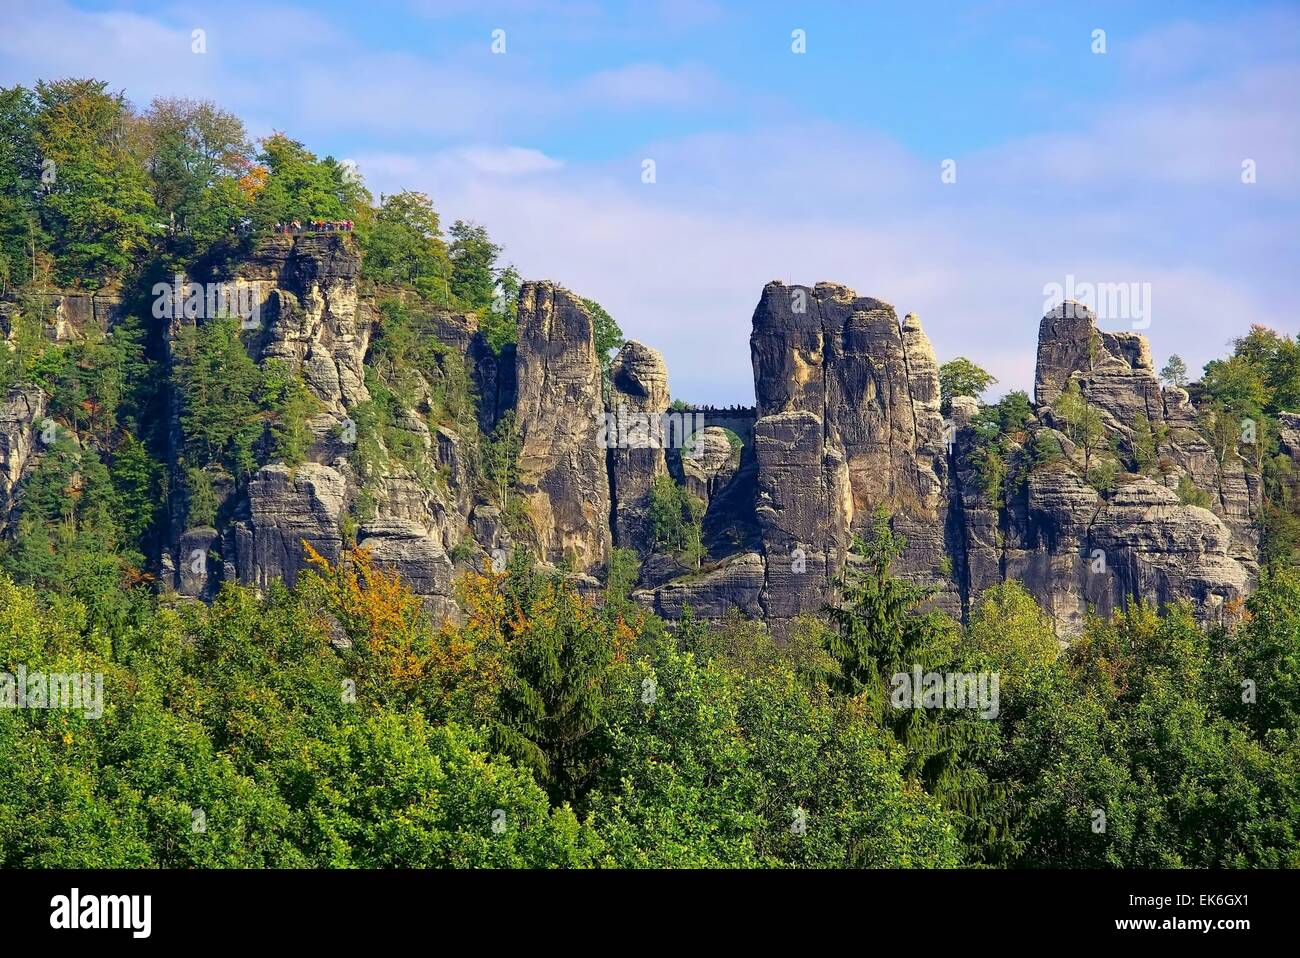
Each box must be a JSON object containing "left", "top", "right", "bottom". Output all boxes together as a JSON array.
[
  {"left": 184, "top": 466, "right": 219, "bottom": 527},
  {"left": 0, "top": 434, "right": 133, "bottom": 604},
  {"left": 940, "top": 358, "right": 997, "bottom": 412},
  {"left": 1160, "top": 354, "right": 1188, "bottom": 388},
  {"left": 489, "top": 554, "right": 630, "bottom": 808},
  {"left": 482, "top": 410, "right": 521, "bottom": 509},
  {"left": 0, "top": 84, "right": 44, "bottom": 293},
  {"left": 962, "top": 581, "right": 1059, "bottom": 696},
  {"left": 111, "top": 431, "right": 163, "bottom": 544},
  {"left": 604, "top": 547, "right": 641, "bottom": 612},
  {"left": 141, "top": 97, "right": 251, "bottom": 250},
  {"left": 823, "top": 510, "right": 951, "bottom": 701},
  {"left": 32, "top": 79, "right": 156, "bottom": 285},
  {"left": 966, "top": 390, "right": 1034, "bottom": 508},
  {"left": 357, "top": 191, "right": 452, "bottom": 302},
  {"left": 301, "top": 714, "right": 598, "bottom": 867},
  {"left": 1130, "top": 411, "right": 1157, "bottom": 473},
  {"left": 977, "top": 603, "right": 1300, "bottom": 867},
  {"left": 172, "top": 317, "right": 265, "bottom": 478},
  {"left": 582, "top": 298, "right": 626, "bottom": 379},
  {"left": 821, "top": 510, "right": 991, "bottom": 820},
  {"left": 261, "top": 358, "right": 315, "bottom": 466},
  {"left": 480, "top": 263, "right": 520, "bottom": 354},
  {"left": 590, "top": 636, "right": 961, "bottom": 867},
  {"left": 250, "top": 133, "right": 365, "bottom": 230},
  {"left": 1053, "top": 378, "right": 1106, "bottom": 476},
  {"left": 448, "top": 219, "right": 500, "bottom": 311},
  {"left": 648, "top": 473, "right": 704, "bottom": 568},
  {"left": 1176, "top": 474, "right": 1213, "bottom": 509}
]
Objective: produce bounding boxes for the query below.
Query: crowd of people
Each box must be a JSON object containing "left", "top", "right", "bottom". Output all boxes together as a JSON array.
[{"left": 274, "top": 219, "right": 354, "bottom": 234}]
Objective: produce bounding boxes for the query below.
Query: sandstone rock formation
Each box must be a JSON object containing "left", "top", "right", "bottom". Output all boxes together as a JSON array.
[
  {"left": 513, "top": 281, "right": 611, "bottom": 573},
  {"left": 0, "top": 386, "right": 47, "bottom": 522},
  {"left": 634, "top": 551, "right": 765, "bottom": 619},
  {"left": 237, "top": 462, "right": 346, "bottom": 591},
  {"left": 0, "top": 291, "right": 123, "bottom": 344},
  {"left": 0, "top": 232, "right": 1278, "bottom": 640},
  {"left": 749, "top": 283, "right": 954, "bottom": 620},
  {"left": 162, "top": 234, "right": 467, "bottom": 616},
  {"left": 681, "top": 426, "right": 739, "bottom": 508},
  {"left": 608, "top": 340, "right": 670, "bottom": 556},
  {"left": 950, "top": 302, "right": 1255, "bottom": 634}
]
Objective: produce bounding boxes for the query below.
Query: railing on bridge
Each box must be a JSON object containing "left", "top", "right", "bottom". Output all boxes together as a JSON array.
[{"left": 678, "top": 405, "right": 757, "bottom": 419}]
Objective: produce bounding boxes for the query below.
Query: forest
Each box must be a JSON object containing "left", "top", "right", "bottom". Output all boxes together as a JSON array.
[{"left": 1, "top": 78, "right": 1298, "bottom": 869}]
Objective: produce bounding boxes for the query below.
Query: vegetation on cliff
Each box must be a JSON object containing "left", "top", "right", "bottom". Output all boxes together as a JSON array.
[{"left": 2, "top": 79, "right": 1300, "bottom": 869}]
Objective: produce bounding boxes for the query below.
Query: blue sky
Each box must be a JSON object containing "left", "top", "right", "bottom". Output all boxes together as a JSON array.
[{"left": 2, "top": 0, "right": 1298, "bottom": 404}]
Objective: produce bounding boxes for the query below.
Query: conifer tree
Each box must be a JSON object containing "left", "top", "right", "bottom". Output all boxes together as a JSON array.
[
  {"left": 824, "top": 509, "right": 945, "bottom": 699},
  {"left": 490, "top": 550, "right": 630, "bottom": 808}
]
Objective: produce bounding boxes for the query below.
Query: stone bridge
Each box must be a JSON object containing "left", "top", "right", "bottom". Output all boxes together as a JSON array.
[{"left": 681, "top": 405, "right": 757, "bottom": 445}]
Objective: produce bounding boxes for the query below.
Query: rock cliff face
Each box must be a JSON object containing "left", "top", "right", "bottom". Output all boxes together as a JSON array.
[
  {"left": 239, "top": 232, "right": 373, "bottom": 416},
  {"left": 608, "top": 340, "right": 670, "bottom": 556},
  {"left": 165, "top": 234, "right": 465, "bottom": 618},
  {"left": 742, "top": 289, "right": 1254, "bottom": 635},
  {"left": 513, "top": 281, "right": 612, "bottom": 573},
  {"left": 749, "top": 283, "right": 954, "bottom": 620},
  {"left": 0, "top": 235, "right": 1276, "bottom": 638},
  {"left": 0, "top": 386, "right": 47, "bottom": 521},
  {"left": 952, "top": 302, "right": 1253, "bottom": 634}
]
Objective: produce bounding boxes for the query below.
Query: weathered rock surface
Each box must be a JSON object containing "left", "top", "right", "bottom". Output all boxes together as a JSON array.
[
  {"left": 156, "top": 235, "right": 481, "bottom": 611},
  {"left": 175, "top": 527, "right": 221, "bottom": 600},
  {"left": 0, "top": 241, "right": 1272, "bottom": 640},
  {"left": 358, "top": 517, "right": 455, "bottom": 621},
  {"left": 1280, "top": 413, "right": 1300, "bottom": 480},
  {"left": 237, "top": 462, "right": 346, "bottom": 591},
  {"left": 749, "top": 283, "right": 954, "bottom": 621},
  {"left": 513, "top": 281, "right": 611, "bottom": 573},
  {"left": 608, "top": 341, "right": 670, "bottom": 556},
  {"left": 752, "top": 408, "right": 851, "bottom": 619},
  {"left": 681, "top": 426, "right": 739, "bottom": 507},
  {"left": 0, "top": 386, "right": 47, "bottom": 525},
  {"left": 234, "top": 233, "right": 371, "bottom": 415},
  {"left": 9, "top": 290, "right": 124, "bottom": 342},
  {"left": 952, "top": 303, "right": 1256, "bottom": 634},
  {"left": 635, "top": 551, "right": 765, "bottom": 619}
]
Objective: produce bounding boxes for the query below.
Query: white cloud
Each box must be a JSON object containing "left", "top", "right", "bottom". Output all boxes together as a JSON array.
[
  {"left": 450, "top": 146, "right": 566, "bottom": 176},
  {"left": 580, "top": 62, "right": 726, "bottom": 106},
  {"left": 1, "top": 0, "right": 1294, "bottom": 407}
]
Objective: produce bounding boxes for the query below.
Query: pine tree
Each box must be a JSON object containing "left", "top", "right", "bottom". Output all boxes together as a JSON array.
[
  {"left": 822, "top": 509, "right": 990, "bottom": 827},
  {"left": 490, "top": 551, "right": 629, "bottom": 807},
  {"left": 482, "top": 411, "right": 521, "bottom": 509},
  {"left": 173, "top": 317, "right": 265, "bottom": 478},
  {"left": 823, "top": 509, "right": 945, "bottom": 699},
  {"left": 649, "top": 473, "right": 704, "bottom": 568},
  {"left": 1053, "top": 378, "right": 1105, "bottom": 474},
  {"left": 448, "top": 220, "right": 500, "bottom": 311},
  {"left": 1160, "top": 354, "right": 1189, "bottom": 388}
]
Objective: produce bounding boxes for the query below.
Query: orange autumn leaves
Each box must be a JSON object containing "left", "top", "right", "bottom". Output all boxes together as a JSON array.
[
  {"left": 304, "top": 540, "right": 425, "bottom": 678},
  {"left": 300, "top": 541, "right": 632, "bottom": 723}
]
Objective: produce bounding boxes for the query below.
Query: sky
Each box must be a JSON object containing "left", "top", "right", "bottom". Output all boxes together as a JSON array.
[{"left": 2, "top": 0, "right": 1298, "bottom": 405}]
